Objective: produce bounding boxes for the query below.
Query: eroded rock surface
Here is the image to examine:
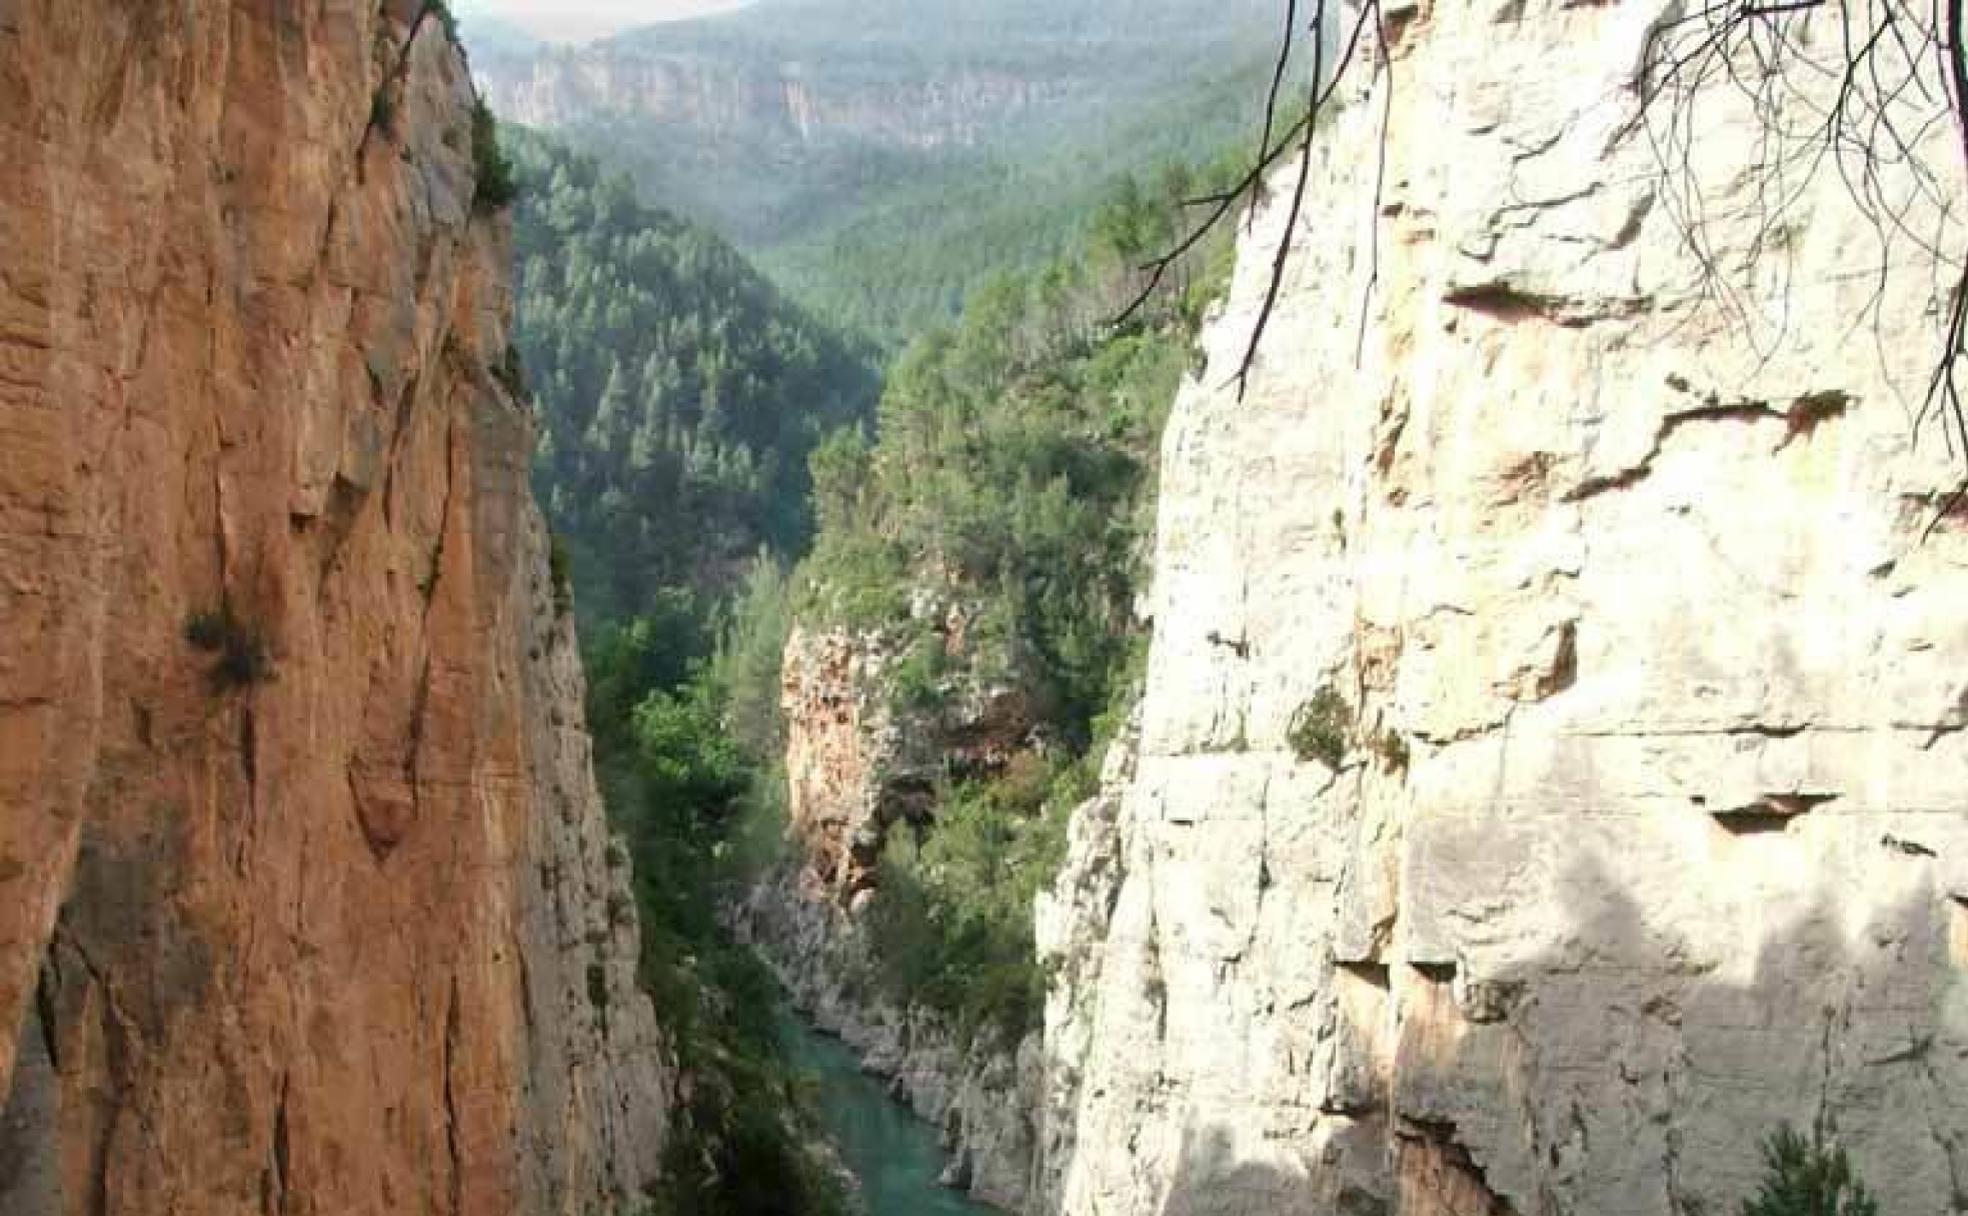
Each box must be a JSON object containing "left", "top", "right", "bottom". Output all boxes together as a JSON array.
[
  {"left": 0, "top": 5, "right": 668, "bottom": 1213},
  {"left": 756, "top": 620, "right": 1043, "bottom": 1208},
  {"left": 1038, "top": 3, "right": 1968, "bottom": 1214}
]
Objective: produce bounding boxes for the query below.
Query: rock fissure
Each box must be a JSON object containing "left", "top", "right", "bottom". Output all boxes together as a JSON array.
[
  {"left": 442, "top": 974, "right": 463, "bottom": 1216},
  {"left": 1565, "top": 390, "right": 1852, "bottom": 502}
]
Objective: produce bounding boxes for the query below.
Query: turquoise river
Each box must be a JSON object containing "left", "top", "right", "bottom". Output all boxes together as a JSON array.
[{"left": 776, "top": 1009, "right": 996, "bottom": 1215}]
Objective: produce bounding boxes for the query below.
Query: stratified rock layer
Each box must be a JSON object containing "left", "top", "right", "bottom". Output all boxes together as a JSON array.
[
  {"left": 0, "top": 5, "right": 668, "bottom": 1213},
  {"left": 1039, "top": 3, "right": 1968, "bottom": 1214}
]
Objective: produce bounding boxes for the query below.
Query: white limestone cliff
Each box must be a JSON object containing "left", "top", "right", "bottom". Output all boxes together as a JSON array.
[{"left": 1035, "top": 2, "right": 1968, "bottom": 1213}]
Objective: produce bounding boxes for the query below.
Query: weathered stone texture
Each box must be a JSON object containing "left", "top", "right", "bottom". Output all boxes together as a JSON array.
[
  {"left": 759, "top": 620, "right": 1042, "bottom": 1209},
  {"left": 0, "top": 5, "right": 668, "bottom": 1213},
  {"left": 1038, "top": 2, "right": 1968, "bottom": 1214}
]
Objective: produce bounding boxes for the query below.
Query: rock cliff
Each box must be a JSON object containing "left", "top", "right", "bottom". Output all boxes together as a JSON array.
[
  {"left": 745, "top": 621, "right": 1043, "bottom": 1209},
  {"left": 1037, "top": 3, "right": 1968, "bottom": 1214},
  {"left": 478, "top": 50, "right": 1066, "bottom": 154},
  {"left": 0, "top": 4, "right": 668, "bottom": 1213}
]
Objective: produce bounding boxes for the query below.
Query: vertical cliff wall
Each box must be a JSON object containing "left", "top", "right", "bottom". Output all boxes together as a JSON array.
[
  {"left": 744, "top": 622, "right": 1042, "bottom": 1210},
  {"left": 0, "top": 4, "right": 669, "bottom": 1213},
  {"left": 1039, "top": 2, "right": 1968, "bottom": 1214}
]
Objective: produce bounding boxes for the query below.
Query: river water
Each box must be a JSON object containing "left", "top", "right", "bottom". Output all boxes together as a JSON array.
[{"left": 776, "top": 1009, "right": 995, "bottom": 1216}]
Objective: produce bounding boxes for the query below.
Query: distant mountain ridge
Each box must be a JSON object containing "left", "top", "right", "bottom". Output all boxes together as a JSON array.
[{"left": 469, "top": 0, "right": 1278, "bottom": 343}]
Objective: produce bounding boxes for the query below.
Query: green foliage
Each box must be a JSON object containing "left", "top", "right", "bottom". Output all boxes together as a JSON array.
[
  {"left": 507, "top": 129, "right": 877, "bottom": 625},
  {"left": 369, "top": 86, "right": 395, "bottom": 136},
  {"left": 706, "top": 556, "right": 796, "bottom": 764},
  {"left": 1375, "top": 727, "right": 1411, "bottom": 773},
  {"left": 183, "top": 610, "right": 229, "bottom": 651},
  {"left": 1741, "top": 1126, "right": 1879, "bottom": 1216},
  {"left": 633, "top": 685, "right": 749, "bottom": 825},
  {"left": 796, "top": 165, "right": 1235, "bottom": 1045},
  {"left": 1288, "top": 685, "right": 1350, "bottom": 769},
  {"left": 798, "top": 163, "right": 1231, "bottom": 738},
  {"left": 580, "top": 568, "right": 841, "bottom": 1216},
  {"left": 585, "top": 593, "right": 715, "bottom": 745},
  {"left": 888, "top": 635, "right": 948, "bottom": 710},
  {"left": 477, "top": 0, "right": 1279, "bottom": 347},
  {"left": 547, "top": 533, "right": 574, "bottom": 617},
  {"left": 508, "top": 130, "right": 858, "bottom": 1212},
  {"left": 494, "top": 344, "right": 527, "bottom": 399},
  {"left": 585, "top": 962, "right": 610, "bottom": 1017},
  {"left": 864, "top": 754, "right": 1076, "bottom": 1046},
  {"left": 471, "top": 98, "right": 518, "bottom": 211},
  {"left": 185, "top": 608, "right": 273, "bottom": 691}
]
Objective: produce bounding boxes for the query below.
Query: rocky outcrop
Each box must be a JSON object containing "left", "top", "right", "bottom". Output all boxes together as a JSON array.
[
  {"left": 0, "top": 4, "right": 668, "bottom": 1214},
  {"left": 478, "top": 50, "right": 1067, "bottom": 153},
  {"left": 1038, "top": 3, "right": 1968, "bottom": 1214},
  {"left": 779, "top": 627, "right": 918, "bottom": 904},
  {"left": 781, "top": 619, "right": 1038, "bottom": 902},
  {"left": 755, "top": 618, "right": 1044, "bottom": 1207}
]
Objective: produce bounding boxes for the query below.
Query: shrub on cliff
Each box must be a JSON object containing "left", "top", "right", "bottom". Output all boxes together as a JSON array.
[
  {"left": 1741, "top": 1126, "right": 1879, "bottom": 1216},
  {"left": 1287, "top": 684, "right": 1348, "bottom": 768},
  {"left": 185, "top": 608, "right": 272, "bottom": 691},
  {"left": 470, "top": 98, "right": 517, "bottom": 211},
  {"left": 864, "top": 753, "right": 1079, "bottom": 1045}
]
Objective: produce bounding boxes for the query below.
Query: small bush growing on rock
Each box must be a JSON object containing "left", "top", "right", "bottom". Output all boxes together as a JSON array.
[
  {"left": 888, "top": 634, "right": 946, "bottom": 709},
  {"left": 185, "top": 608, "right": 272, "bottom": 691},
  {"left": 585, "top": 961, "right": 610, "bottom": 1015},
  {"left": 1375, "top": 727, "right": 1410, "bottom": 772},
  {"left": 547, "top": 534, "right": 574, "bottom": 617},
  {"left": 493, "top": 344, "right": 527, "bottom": 401},
  {"left": 470, "top": 98, "right": 517, "bottom": 211},
  {"left": 369, "top": 86, "right": 395, "bottom": 136},
  {"left": 1287, "top": 684, "right": 1349, "bottom": 768},
  {"left": 1740, "top": 1126, "right": 1878, "bottom": 1216}
]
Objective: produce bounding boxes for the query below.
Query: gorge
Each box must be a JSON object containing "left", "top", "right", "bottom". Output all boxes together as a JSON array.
[{"left": 4, "top": 2, "right": 1968, "bottom": 1216}]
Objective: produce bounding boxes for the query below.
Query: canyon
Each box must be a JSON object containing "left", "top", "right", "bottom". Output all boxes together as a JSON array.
[
  {"left": 760, "top": 2, "right": 1968, "bottom": 1215},
  {"left": 0, "top": 4, "right": 667, "bottom": 1213},
  {"left": 4, "top": 2, "right": 1968, "bottom": 1215}
]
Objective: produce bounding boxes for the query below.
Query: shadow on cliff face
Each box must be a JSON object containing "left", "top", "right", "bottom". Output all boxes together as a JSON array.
[
  {"left": 1146, "top": 827, "right": 1968, "bottom": 1216},
  {"left": 1157, "top": 1121, "right": 1391, "bottom": 1216},
  {"left": 1398, "top": 843, "right": 1968, "bottom": 1216}
]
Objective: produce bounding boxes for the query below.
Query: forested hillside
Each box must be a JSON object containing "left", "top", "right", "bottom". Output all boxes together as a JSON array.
[
  {"left": 498, "top": 71, "right": 1244, "bottom": 1212},
  {"left": 510, "top": 131, "right": 878, "bottom": 625},
  {"left": 506, "top": 130, "right": 872, "bottom": 1215},
  {"left": 470, "top": 0, "right": 1274, "bottom": 344},
  {"left": 785, "top": 165, "right": 1238, "bottom": 1044}
]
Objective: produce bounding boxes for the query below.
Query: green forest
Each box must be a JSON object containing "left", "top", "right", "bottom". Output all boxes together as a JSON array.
[
  {"left": 509, "top": 131, "right": 864, "bottom": 1216},
  {"left": 794, "top": 164, "right": 1237, "bottom": 1046},
  {"left": 500, "top": 90, "right": 1243, "bottom": 1204},
  {"left": 469, "top": 0, "right": 1274, "bottom": 346},
  {"left": 510, "top": 130, "right": 879, "bottom": 626}
]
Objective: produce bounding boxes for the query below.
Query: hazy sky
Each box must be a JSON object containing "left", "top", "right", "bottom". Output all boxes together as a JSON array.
[{"left": 459, "top": 0, "right": 753, "bottom": 44}]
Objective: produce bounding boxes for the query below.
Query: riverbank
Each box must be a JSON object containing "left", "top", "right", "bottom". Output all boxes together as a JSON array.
[{"left": 776, "top": 1007, "right": 997, "bottom": 1216}]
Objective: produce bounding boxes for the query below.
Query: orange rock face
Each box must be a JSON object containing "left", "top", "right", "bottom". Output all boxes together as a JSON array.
[
  {"left": 0, "top": 5, "right": 669, "bottom": 1214},
  {"left": 780, "top": 627, "right": 899, "bottom": 901}
]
